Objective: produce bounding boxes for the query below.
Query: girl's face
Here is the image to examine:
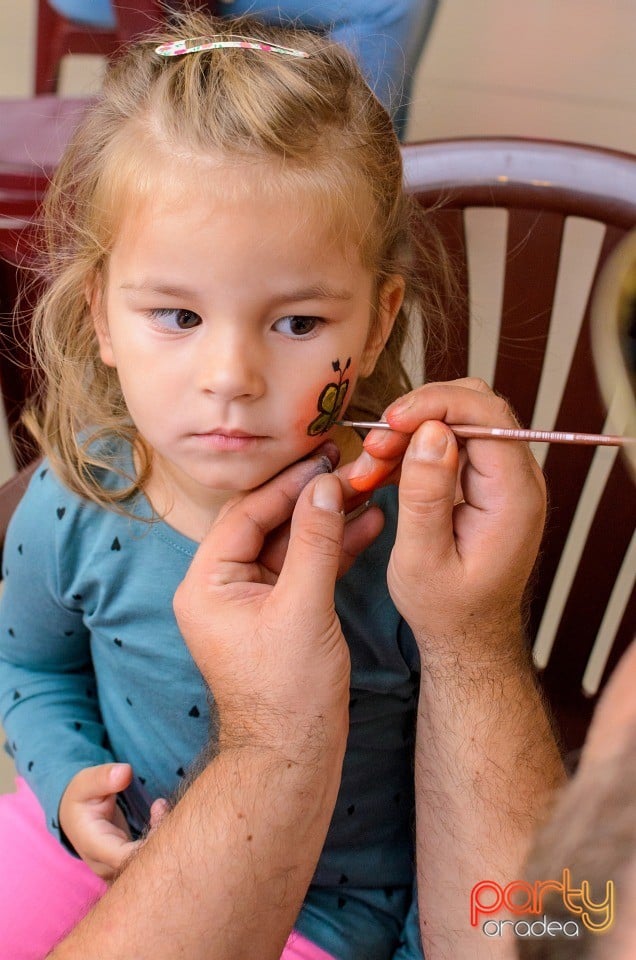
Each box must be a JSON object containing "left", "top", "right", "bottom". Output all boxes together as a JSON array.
[{"left": 93, "top": 164, "right": 403, "bottom": 525}]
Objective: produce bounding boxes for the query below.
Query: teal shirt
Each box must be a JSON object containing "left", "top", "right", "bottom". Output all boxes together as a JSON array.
[{"left": 0, "top": 451, "right": 423, "bottom": 960}]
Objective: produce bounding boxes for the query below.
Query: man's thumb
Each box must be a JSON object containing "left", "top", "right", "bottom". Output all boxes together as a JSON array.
[{"left": 275, "top": 473, "right": 344, "bottom": 614}]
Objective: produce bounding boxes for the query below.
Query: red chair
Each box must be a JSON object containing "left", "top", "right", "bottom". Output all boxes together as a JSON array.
[
  {"left": 111, "top": 1, "right": 171, "bottom": 40},
  {"left": 35, "top": 0, "right": 120, "bottom": 95},
  {"left": 0, "top": 211, "right": 40, "bottom": 467},
  {"left": 35, "top": 2, "right": 221, "bottom": 95},
  {"left": 111, "top": 2, "right": 220, "bottom": 38},
  {"left": 0, "top": 97, "right": 93, "bottom": 465},
  {"left": 404, "top": 137, "right": 636, "bottom": 754}
]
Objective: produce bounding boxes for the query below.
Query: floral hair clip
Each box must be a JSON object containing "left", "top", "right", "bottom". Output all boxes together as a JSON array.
[{"left": 155, "top": 36, "right": 310, "bottom": 59}]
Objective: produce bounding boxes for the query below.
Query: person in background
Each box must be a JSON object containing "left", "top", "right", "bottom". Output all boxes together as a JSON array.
[
  {"left": 517, "top": 641, "right": 636, "bottom": 960},
  {"left": 46, "top": 0, "right": 439, "bottom": 138}
]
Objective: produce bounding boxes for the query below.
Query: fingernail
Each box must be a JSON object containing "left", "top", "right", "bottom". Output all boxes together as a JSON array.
[
  {"left": 411, "top": 422, "right": 449, "bottom": 461},
  {"left": 312, "top": 440, "right": 339, "bottom": 470},
  {"left": 110, "top": 763, "right": 128, "bottom": 782},
  {"left": 347, "top": 451, "right": 374, "bottom": 481},
  {"left": 386, "top": 394, "right": 414, "bottom": 419},
  {"left": 312, "top": 473, "right": 343, "bottom": 512},
  {"left": 302, "top": 454, "right": 333, "bottom": 485}
]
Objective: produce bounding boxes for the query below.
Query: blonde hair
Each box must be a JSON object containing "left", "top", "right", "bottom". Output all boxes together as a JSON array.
[{"left": 25, "top": 9, "right": 451, "bottom": 508}]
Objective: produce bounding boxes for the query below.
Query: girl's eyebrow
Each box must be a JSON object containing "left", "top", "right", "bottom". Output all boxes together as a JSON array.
[
  {"left": 120, "top": 281, "right": 197, "bottom": 298},
  {"left": 275, "top": 284, "right": 354, "bottom": 303},
  {"left": 121, "top": 281, "right": 354, "bottom": 302}
]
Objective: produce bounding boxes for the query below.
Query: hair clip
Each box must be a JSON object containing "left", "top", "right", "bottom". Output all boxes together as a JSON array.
[{"left": 155, "top": 36, "right": 310, "bottom": 59}]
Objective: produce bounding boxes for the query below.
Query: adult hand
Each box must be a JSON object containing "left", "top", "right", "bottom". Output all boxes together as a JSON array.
[
  {"left": 173, "top": 454, "right": 363, "bottom": 749},
  {"left": 254, "top": 443, "right": 385, "bottom": 581},
  {"left": 50, "top": 457, "right": 365, "bottom": 960},
  {"left": 360, "top": 384, "right": 561, "bottom": 960},
  {"left": 340, "top": 380, "right": 546, "bottom": 651}
]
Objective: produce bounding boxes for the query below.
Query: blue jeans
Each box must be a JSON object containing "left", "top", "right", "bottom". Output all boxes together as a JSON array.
[
  {"left": 48, "top": 0, "right": 439, "bottom": 137},
  {"left": 221, "top": 0, "right": 438, "bottom": 137},
  {"left": 48, "top": 0, "right": 117, "bottom": 29}
]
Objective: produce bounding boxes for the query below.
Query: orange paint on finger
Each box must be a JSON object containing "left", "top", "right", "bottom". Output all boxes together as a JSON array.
[
  {"left": 349, "top": 461, "right": 396, "bottom": 493},
  {"left": 362, "top": 429, "right": 410, "bottom": 455}
]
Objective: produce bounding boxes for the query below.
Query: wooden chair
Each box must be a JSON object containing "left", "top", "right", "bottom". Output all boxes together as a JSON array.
[
  {"left": 35, "top": 0, "right": 120, "bottom": 94},
  {"left": 403, "top": 136, "right": 636, "bottom": 754},
  {"left": 0, "top": 463, "right": 39, "bottom": 569},
  {"left": 0, "top": 97, "right": 93, "bottom": 467},
  {"left": 35, "top": 0, "right": 175, "bottom": 94},
  {"left": 111, "top": 1, "right": 172, "bottom": 40},
  {"left": 0, "top": 212, "right": 39, "bottom": 467}
]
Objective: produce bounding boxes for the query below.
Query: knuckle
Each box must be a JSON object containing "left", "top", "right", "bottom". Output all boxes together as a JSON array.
[
  {"left": 173, "top": 581, "right": 198, "bottom": 628},
  {"left": 403, "top": 490, "right": 454, "bottom": 520},
  {"left": 491, "top": 394, "right": 514, "bottom": 423},
  {"left": 295, "top": 519, "right": 342, "bottom": 559},
  {"left": 465, "top": 377, "right": 491, "bottom": 394}
]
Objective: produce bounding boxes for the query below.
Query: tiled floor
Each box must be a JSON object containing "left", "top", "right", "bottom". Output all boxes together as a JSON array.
[{"left": 0, "top": 0, "right": 635, "bottom": 791}]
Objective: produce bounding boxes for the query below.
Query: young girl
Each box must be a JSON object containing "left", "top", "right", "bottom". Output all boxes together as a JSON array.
[{"left": 0, "top": 11, "right": 448, "bottom": 960}]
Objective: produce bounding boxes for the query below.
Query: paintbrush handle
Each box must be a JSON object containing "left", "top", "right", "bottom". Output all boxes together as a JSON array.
[
  {"left": 337, "top": 421, "right": 635, "bottom": 447},
  {"left": 450, "top": 425, "right": 632, "bottom": 446}
]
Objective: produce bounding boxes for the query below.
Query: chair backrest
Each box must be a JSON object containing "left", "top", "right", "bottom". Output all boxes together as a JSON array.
[
  {"left": 0, "top": 462, "right": 39, "bottom": 576},
  {"left": 112, "top": 1, "right": 170, "bottom": 40},
  {"left": 403, "top": 137, "right": 636, "bottom": 753},
  {"left": 0, "top": 98, "right": 93, "bottom": 468},
  {"left": 35, "top": 0, "right": 183, "bottom": 94},
  {"left": 0, "top": 213, "right": 39, "bottom": 467},
  {"left": 35, "top": 0, "right": 119, "bottom": 95}
]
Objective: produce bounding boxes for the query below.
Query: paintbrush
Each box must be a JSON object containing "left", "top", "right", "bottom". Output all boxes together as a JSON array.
[{"left": 336, "top": 421, "right": 635, "bottom": 447}]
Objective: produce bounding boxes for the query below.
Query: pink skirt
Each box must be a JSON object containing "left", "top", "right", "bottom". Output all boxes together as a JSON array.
[{"left": 0, "top": 777, "right": 336, "bottom": 960}]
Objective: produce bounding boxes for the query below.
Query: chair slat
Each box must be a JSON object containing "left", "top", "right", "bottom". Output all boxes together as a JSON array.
[
  {"left": 416, "top": 206, "right": 470, "bottom": 383},
  {"left": 534, "top": 226, "right": 625, "bottom": 632},
  {"left": 541, "top": 453, "right": 636, "bottom": 739},
  {"left": 602, "top": 587, "right": 636, "bottom": 684},
  {"left": 494, "top": 209, "right": 565, "bottom": 426}
]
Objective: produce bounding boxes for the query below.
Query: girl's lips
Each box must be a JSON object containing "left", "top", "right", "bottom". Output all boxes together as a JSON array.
[{"left": 193, "top": 430, "right": 268, "bottom": 451}]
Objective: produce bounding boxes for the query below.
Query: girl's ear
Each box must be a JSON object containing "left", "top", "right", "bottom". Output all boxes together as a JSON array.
[
  {"left": 359, "top": 275, "right": 405, "bottom": 378},
  {"left": 87, "top": 273, "right": 116, "bottom": 368}
]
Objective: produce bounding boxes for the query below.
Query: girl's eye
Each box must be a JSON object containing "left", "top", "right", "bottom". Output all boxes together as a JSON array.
[
  {"left": 149, "top": 308, "right": 202, "bottom": 331},
  {"left": 274, "top": 315, "right": 321, "bottom": 338}
]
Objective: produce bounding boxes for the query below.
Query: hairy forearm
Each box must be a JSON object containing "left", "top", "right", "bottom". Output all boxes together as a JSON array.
[
  {"left": 413, "top": 623, "right": 565, "bottom": 960},
  {"left": 49, "top": 710, "right": 348, "bottom": 960}
]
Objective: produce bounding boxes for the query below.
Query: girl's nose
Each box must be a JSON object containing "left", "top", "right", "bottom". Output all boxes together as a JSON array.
[{"left": 198, "top": 332, "right": 266, "bottom": 402}]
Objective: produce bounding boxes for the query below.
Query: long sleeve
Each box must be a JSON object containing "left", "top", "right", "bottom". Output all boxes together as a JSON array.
[{"left": 0, "top": 464, "right": 113, "bottom": 843}]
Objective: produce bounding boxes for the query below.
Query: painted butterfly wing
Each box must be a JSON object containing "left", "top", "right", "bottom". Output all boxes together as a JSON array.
[
  {"left": 307, "top": 379, "right": 350, "bottom": 436},
  {"left": 307, "top": 413, "right": 333, "bottom": 436},
  {"left": 333, "top": 380, "right": 349, "bottom": 418}
]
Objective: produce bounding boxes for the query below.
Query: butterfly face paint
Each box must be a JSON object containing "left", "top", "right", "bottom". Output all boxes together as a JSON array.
[{"left": 306, "top": 358, "right": 351, "bottom": 436}]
